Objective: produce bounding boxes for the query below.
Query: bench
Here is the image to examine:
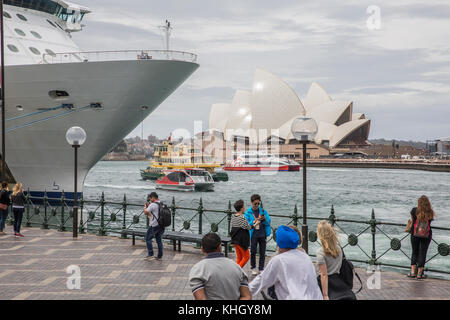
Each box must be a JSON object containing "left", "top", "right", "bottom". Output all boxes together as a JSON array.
[{"left": 121, "top": 229, "right": 232, "bottom": 257}]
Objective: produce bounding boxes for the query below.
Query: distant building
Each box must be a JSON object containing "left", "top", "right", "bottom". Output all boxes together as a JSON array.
[{"left": 428, "top": 138, "right": 450, "bottom": 157}]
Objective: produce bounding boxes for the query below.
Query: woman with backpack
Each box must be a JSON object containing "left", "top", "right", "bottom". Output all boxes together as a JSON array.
[
  {"left": 408, "top": 195, "right": 435, "bottom": 279},
  {"left": 316, "top": 220, "right": 356, "bottom": 300},
  {"left": 0, "top": 181, "right": 11, "bottom": 235}
]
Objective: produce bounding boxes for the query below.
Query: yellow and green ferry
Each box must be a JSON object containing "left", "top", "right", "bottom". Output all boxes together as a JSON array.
[{"left": 140, "top": 140, "right": 229, "bottom": 182}]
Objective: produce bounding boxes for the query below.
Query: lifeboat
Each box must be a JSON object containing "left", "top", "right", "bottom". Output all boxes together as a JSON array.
[{"left": 156, "top": 169, "right": 215, "bottom": 192}]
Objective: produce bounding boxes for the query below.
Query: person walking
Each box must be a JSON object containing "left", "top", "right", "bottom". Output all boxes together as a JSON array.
[
  {"left": 143, "top": 192, "right": 164, "bottom": 260},
  {"left": 249, "top": 225, "right": 322, "bottom": 300},
  {"left": 316, "top": 220, "right": 355, "bottom": 300},
  {"left": 245, "top": 194, "right": 271, "bottom": 275},
  {"left": 408, "top": 195, "right": 435, "bottom": 279},
  {"left": 189, "top": 232, "right": 251, "bottom": 300},
  {"left": 0, "top": 181, "right": 11, "bottom": 235},
  {"left": 230, "top": 200, "right": 252, "bottom": 268},
  {"left": 11, "top": 183, "right": 26, "bottom": 237}
]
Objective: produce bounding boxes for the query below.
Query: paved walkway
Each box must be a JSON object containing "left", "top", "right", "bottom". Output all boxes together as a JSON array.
[{"left": 0, "top": 227, "right": 449, "bottom": 300}]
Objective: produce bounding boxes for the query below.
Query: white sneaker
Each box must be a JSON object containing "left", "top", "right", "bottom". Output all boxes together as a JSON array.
[
  {"left": 145, "top": 256, "right": 157, "bottom": 260},
  {"left": 251, "top": 269, "right": 259, "bottom": 276}
]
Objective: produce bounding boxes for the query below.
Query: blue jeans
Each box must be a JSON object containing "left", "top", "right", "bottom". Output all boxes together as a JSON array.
[
  {"left": 0, "top": 208, "right": 8, "bottom": 231},
  {"left": 13, "top": 207, "right": 24, "bottom": 233},
  {"left": 146, "top": 225, "right": 164, "bottom": 258}
]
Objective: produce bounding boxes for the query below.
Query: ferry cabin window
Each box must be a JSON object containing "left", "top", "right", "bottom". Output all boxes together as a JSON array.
[
  {"left": 7, "top": 44, "right": 19, "bottom": 53},
  {"left": 167, "top": 172, "right": 180, "bottom": 182}
]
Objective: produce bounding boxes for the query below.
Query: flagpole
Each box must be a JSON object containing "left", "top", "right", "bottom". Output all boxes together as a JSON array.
[{"left": 0, "top": 0, "right": 6, "bottom": 182}]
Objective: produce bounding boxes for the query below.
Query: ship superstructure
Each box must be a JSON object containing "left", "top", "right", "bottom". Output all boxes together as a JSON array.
[{"left": 2, "top": 0, "right": 199, "bottom": 198}]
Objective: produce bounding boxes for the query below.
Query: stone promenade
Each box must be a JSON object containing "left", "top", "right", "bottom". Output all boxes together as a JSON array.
[{"left": 0, "top": 226, "right": 449, "bottom": 300}]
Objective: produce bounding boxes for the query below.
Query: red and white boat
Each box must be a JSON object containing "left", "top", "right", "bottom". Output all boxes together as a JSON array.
[
  {"left": 223, "top": 151, "right": 300, "bottom": 171},
  {"left": 156, "top": 169, "right": 215, "bottom": 191}
]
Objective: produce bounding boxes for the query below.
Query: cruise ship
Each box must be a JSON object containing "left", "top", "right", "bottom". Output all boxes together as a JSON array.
[{"left": 1, "top": 0, "right": 199, "bottom": 199}]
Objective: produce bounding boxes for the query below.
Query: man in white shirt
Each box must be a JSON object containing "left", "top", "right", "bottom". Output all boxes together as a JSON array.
[
  {"left": 143, "top": 192, "right": 164, "bottom": 260},
  {"left": 249, "top": 225, "right": 323, "bottom": 300}
]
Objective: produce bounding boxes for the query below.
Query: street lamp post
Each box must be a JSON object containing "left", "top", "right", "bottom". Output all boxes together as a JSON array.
[
  {"left": 1, "top": 0, "right": 7, "bottom": 182},
  {"left": 291, "top": 117, "right": 318, "bottom": 253},
  {"left": 66, "top": 127, "right": 86, "bottom": 238}
]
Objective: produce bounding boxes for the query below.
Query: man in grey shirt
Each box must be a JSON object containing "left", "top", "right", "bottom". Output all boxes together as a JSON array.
[{"left": 189, "top": 233, "right": 251, "bottom": 300}]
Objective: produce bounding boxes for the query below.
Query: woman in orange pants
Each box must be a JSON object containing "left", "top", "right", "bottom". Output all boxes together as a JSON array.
[{"left": 230, "top": 200, "right": 254, "bottom": 268}]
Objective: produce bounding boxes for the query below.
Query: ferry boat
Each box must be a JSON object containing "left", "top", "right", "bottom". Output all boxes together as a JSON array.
[
  {"left": 156, "top": 168, "right": 214, "bottom": 192},
  {"left": 1, "top": 1, "right": 199, "bottom": 200},
  {"left": 140, "top": 139, "right": 229, "bottom": 181},
  {"left": 223, "top": 151, "right": 300, "bottom": 171}
]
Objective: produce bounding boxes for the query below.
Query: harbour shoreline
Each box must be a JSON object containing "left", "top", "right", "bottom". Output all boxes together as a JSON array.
[{"left": 308, "top": 159, "right": 450, "bottom": 172}]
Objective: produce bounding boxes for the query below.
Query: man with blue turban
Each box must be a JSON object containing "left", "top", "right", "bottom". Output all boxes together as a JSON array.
[{"left": 249, "top": 225, "right": 323, "bottom": 300}]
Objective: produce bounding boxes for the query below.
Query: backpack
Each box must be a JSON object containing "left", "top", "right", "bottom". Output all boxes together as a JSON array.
[
  {"left": 413, "top": 219, "right": 430, "bottom": 238},
  {"left": 339, "top": 248, "right": 362, "bottom": 294},
  {"left": 156, "top": 202, "right": 171, "bottom": 228}
]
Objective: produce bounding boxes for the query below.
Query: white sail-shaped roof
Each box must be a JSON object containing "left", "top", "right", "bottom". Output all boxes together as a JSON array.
[
  {"left": 302, "top": 82, "right": 332, "bottom": 113},
  {"left": 314, "top": 122, "right": 338, "bottom": 144},
  {"left": 224, "top": 90, "right": 252, "bottom": 140},
  {"left": 250, "top": 69, "right": 305, "bottom": 142},
  {"left": 308, "top": 101, "right": 353, "bottom": 125},
  {"left": 330, "top": 119, "right": 371, "bottom": 147},
  {"left": 352, "top": 113, "right": 365, "bottom": 120},
  {"left": 209, "top": 103, "right": 230, "bottom": 133}
]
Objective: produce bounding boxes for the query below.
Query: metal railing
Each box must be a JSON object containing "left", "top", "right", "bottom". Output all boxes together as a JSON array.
[
  {"left": 8, "top": 191, "right": 450, "bottom": 276},
  {"left": 41, "top": 49, "right": 198, "bottom": 64}
]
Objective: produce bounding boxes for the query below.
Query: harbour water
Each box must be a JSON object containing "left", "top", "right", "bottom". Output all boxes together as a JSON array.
[{"left": 84, "top": 161, "right": 450, "bottom": 277}]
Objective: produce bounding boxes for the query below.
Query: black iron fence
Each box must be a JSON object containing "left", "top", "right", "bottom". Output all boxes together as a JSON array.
[{"left": 8, "top": 190, "right": 450, "bottom": 276}]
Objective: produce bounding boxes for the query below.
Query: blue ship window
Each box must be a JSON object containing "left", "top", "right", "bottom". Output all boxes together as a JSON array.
[
  {"left": 4, "top": 0, "right": 58, "bottom": 15},
  {"left": 3, "top": 11, "right": 12, "bottom": 19}
]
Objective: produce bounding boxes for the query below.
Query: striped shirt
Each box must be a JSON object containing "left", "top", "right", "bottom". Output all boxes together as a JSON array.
[{"left": 231, "top": 213, "right": 251, "bottom": 230}]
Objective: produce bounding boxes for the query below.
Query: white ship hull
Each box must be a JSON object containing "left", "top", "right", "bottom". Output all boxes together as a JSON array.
[{"left": 5, "top": 59, "right": 199, "bottom": 198}]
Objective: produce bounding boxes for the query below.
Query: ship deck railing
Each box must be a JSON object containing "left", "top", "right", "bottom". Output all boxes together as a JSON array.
[{"left": 41, "top": 49, "right": 198, "bottom": 64}]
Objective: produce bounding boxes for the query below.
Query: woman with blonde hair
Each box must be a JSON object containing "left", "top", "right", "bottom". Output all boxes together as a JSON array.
[
  {"left": 0, "top": 181, "right": 11, "bottom": 235},
  {"left": 408, "top": 195, "right": 435, "bottom": 279},
  {"left": 11, "top": 183, "right": 26, "bottom": 237},
  {"left": 316, "top": 220, "right": 355, "bottom": 300}
]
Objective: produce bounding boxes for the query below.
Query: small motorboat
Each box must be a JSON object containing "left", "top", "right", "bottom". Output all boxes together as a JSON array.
[{"left": 156, "top": 169, "right": 215, "bottom": 192}]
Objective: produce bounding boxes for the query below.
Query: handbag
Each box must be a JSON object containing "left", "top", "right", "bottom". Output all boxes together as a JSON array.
[
  {"left": 0, "top": 203, "right": 7, "bottom": 210},
  {"left": 405, "top": 219, "right": 412, "bottom": 233}
]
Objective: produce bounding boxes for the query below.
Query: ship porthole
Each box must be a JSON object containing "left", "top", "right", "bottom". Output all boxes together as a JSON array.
[
  {"left": 7, "top": 44, "right": 19, "bottom": 53},
  {"left": 16, "top": 14, "right": 28, "bottom": 21},
  {"left": 14, "top": 28, "right": 26, "bottom": 37},
  {"left": 29, "top": 47, "right": 41, "bottom": 55},
  {"left": 3, "top": 11, "right": 11, "bottom": 19},
  {"left": 45, "top": 49, "right": 56, "bottom": 57},
  {"left": 30, "top": 31, "right": 42, "bottom": 39},
  {"left": 49, "top": 90, "right": 70, "bottom": 100}
]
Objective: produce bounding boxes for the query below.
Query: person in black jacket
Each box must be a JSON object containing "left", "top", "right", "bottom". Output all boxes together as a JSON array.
[
  {"left": 408, "top": 195, "right": 435, "bottom": 279},
  {"left": 0, "top": 181, "right": 11, "bottom": 235},
  {"left": 230, "top": 200, "right": 253, "bottom": 268},
  {"left": 11, "top": 183, "right": 26, "bottom": 237}
]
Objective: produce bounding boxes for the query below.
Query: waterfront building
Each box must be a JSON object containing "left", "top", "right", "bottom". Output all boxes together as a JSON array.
[{"left": 204, "top": 69, "right": 370, "bottom": 163}]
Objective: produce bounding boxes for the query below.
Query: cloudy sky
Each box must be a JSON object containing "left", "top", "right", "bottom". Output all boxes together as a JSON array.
[{"left": 72, "top": 0, "right": 450, "bottom": 142}]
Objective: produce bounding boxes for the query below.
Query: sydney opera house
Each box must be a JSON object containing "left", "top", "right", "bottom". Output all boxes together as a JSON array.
[{"left": 208, "top": 69, "right": 370, "bottom": 150}]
